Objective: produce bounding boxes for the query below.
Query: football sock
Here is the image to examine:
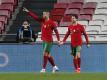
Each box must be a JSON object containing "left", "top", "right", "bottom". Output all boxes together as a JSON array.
[
  {"left": 48, "top": 56, "right": 55, "bottom": 67},
  {"left": 43, "top": 55, "right": 48, "bottom": 69}
]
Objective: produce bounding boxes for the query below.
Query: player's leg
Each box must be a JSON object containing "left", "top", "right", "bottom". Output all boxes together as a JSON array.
[
  {"left": 48, "top": 54, "right": 59, "bottom": 73},
  {"left": 75, "top": 46, "right": 81, "bottom": 73},
  {"left": 40, "top": 42, "right": 49, "bottom": 73},
  {"left": 46, "top": 42, "right": 59, "bottom": 73},
  {"left": 72, "top": 47, "right": 78, "bottom": 72}
]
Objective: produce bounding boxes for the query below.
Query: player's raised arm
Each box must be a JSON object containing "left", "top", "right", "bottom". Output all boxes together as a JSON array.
[{"left": 23, "top": 7, "right": 43, "bottom": 22}]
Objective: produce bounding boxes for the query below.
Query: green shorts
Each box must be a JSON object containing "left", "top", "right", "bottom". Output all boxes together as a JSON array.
[
  {"left": 71, "top": 46, "right": 81, "bottom": 56},
  {"left": 43, "top": 42, "right": 52, "bottom": 53}
]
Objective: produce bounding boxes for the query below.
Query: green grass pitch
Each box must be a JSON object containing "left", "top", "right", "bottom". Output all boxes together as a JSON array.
[{"left": 0, "top": 72, "right": 107, "bottom": 80}]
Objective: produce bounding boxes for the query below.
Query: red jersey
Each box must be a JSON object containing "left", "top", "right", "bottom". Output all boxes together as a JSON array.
[
  {"left": 63, "top": 23, "right": 89, "bottom": 47},
  {"left": 28, "top": 11, "right": 60, "bottom": 42}
]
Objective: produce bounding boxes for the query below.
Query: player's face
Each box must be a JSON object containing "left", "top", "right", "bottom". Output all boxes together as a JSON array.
[
  {"left": 71, "top": 16, "right": 77, "bottom": 23},
  {"left": 22, "top": 21, "right": 30, "bottom": 28},
  {"left": 43, "top": 12, "right": 50, "bottom": 19}
]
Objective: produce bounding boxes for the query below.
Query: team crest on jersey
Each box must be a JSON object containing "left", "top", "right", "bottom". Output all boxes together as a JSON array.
[
  {"left": 43, "top": 24, "right": 50, "bottom": 28},
  {"left": 44, "top": 25, "right": 46, "bottom": 28},
  {"left": 70, "top": 28, "right": 80, "bottom": 34},
  {"left": 73, "top": 30, "right": 76, "bottom": 32}
]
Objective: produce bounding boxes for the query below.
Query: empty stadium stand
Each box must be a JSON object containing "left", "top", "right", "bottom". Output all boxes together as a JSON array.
[
  {"left": 50, "top": 0, "right": 107, "bottom": 42},
  {"left": 0, "top": 0, "right": 107, "bottom": 42},
  {"left": 0, "top": 0, "right": 19, "bottom": 34}
]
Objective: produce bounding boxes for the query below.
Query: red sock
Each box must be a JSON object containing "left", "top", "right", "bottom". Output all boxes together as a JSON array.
[
  {"left": 78, "top": 58, "right": 81, "bottom": 68},
  {"left": 43, "top": 55, "right": 48, "bottom": 69},
  {"left": 73, "top": 59, "right": 78, "bottom": 70},
  {"left": 48, "top": 56, "right": 55, "bottom": 67}
]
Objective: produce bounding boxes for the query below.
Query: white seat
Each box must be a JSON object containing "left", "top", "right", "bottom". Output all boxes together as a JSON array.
[
  {"left": 89, "top": 20, "right": 103, "bottom": 26},
  {"left": 57, "top": 27, "right": 68, "bottom": 34},
  {"left": 92, "top": 14, "right": 107, "bottom": 21},
  {"left": 99, "top": 35, "right": 107, "bottom": 41},
  {"left": 85, "top": 0, "right": 107, "bottom": 3},
  {"left": 36, "top": 38, "right": 42, "bottom": 42},
  {"left": 38, "top": 32, "right": 41, "bottom": 35},
  {"left": 59, "top": 22, "right": 71, "bottom": 27},
  {"left": 101, "top": 25, "right": 107, "bottom": 34},
  {"left": 97, "top": 3, "right": 107, "bottom": 9},
  {"left": 82, "top": 35, "right": 97, "bottom": 42},
  {"left": 99, "top": 0, "right": 107, "bottom": 3},
  {"left": 85, "top": 0, "right": 100, "bottom": 3},
  {"left": 104, "top": 21, "right": 107, "bottom": 26},
  {"left": 78, "top": 20, "right": 89, "bottom": 26},
  {"left": 86, "top": 25, "right": 101, "bottom": 34},
  {"left": 95, "top": 9, "right": 107, "bottom": 14}
]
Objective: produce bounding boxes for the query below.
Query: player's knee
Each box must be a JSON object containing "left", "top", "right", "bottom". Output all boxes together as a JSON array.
[
  {"left": 77, "top": 52, "right": 80, "bottom": 57},
  {"left": 44, "top": 52, "right": 48, "bottom": 56},
  {"left": 48, "top": 54, "right": 51, "bottom": 57}
]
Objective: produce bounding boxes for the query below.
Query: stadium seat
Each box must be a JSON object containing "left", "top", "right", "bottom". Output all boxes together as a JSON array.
[
  {"left": 101, "top": 25, "right": 107, "bottom": 33},
  {"left": 68, "top": 3, "right": 83, "bottom": 10},
  {"left": 0, "top": 10, "right": 11, "bottom": 18},
  {"left": 98, "top": 0, "right": 107, "bottom": 3},
  {"left": 89, "top": 20, "right": 103, "bottom": 26},
  {"left": 57, "top": 27, "right": 68, "bottom": 34},
  {"left": 78, "top": 20, "right": 88, "bottom": 26},
  {"left": 104, "top": 21, "right": 107, "bottom": 26},
  {"left": 92, "top": 14, "right": 107, "bottom": 21},
  {"left": 65, "top": 9, "right": 80, "bottom": 16},
  {"left": 51, "top": 15, "right": 62, "bottom": 22},
  {"left": 51, "top": 8, "right": 66, "bottom": 22},
  {"left": 0, "top": 4, "right": 14, "bottom": 12},
  {"left": 51, "top": 9, "right": 65, "bottom": 16},
  {"left": 54, "top": 3, "right": 68, "bottom": 9},
  {"left": 80, "top": 9, "right": 95, "bottom": 15},
  {"left": 85, "top": 0, "right": 100, "bottom": 3},
  {"left": 79, "top": 14, "right": 92, "bottom": 20},
  {"left": 36, "top": 38, "right": 42, "bottom": 42},
  {"left": 95, "top": 9, "right": 107, "bottom": 15},
  {"left": 99, "top": 36, "right": 107, "bottom": 41},
  {"left": 83, "top": 2, "right": 97, "bottom": 9},
  {"left": 15, "top": 0, "right": 18, "bottom": 6},
  {"left": 0, "top": 16, "right": 8, "bottom": 24},
  {"left": 2, "top": 0, "right": 17, "bottom": 6},
  {"left": 59, "top": 22, "right": 71, "bottom": 27},
  {"left": 86, "top": 25, "right": 101, "bottom": 34},
  {"left": 61, "top": 15, "right": 71, "bottom": 22},
  {"left": 97, "top": 3, "right": 107, "bottom": 9},
  {"left": 86, "top": 0, "right": 107, "bottom": 3}
]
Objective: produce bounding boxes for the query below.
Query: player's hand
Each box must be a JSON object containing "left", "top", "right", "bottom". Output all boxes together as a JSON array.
[
  {"left": 87, "top": 44, "right": 90, "bottom": 48},
  {"left": 23, "top": 7, "right": 29, "bottom": 12},
  {"left": 59, "top": 41, "right": 64, "bottom": 45}
]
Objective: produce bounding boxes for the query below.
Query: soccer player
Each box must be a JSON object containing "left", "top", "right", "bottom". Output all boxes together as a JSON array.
[
  {"left": 59, "top": 14, "right": 90, "bottom": 73},
  {"left": 23, "top": 7, "right": 60, "bottom": 73}
]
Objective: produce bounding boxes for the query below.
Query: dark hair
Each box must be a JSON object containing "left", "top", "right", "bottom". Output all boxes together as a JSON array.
[
  {"left": 23, "top": 19, "right": 30, "bottom": 23},
  {"left": 71, "top": 14, "right": 78, "bottom": 19},
  {"left": 22, "top": 19, "right": 30, "bottom": 25}
]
